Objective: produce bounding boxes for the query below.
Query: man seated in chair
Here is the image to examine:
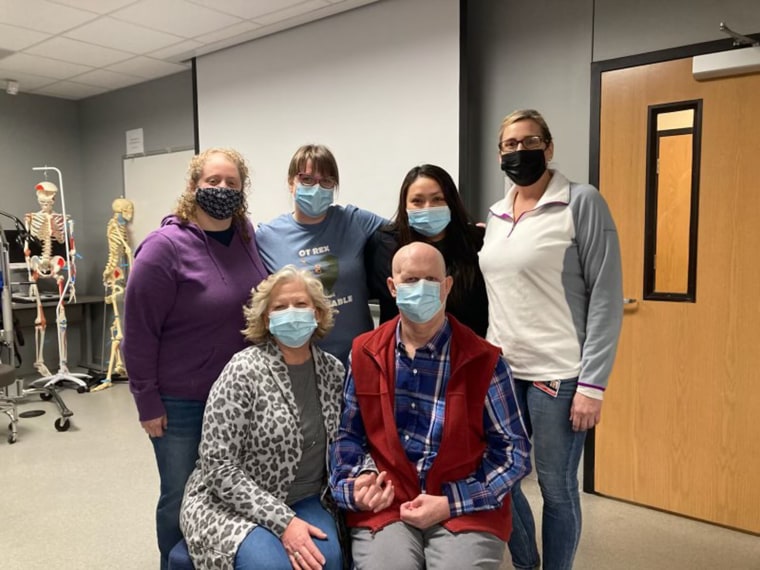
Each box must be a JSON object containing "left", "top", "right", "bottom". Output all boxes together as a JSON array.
[{"left": 329, "top": 242, "right": 531, "bottom": 570}]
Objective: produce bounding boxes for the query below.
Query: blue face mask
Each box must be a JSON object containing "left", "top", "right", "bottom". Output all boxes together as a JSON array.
[
  {"left": 395, "top": 279, "right": 443, "bottom": 323},
  {"left": 268, "top": 307, "right": 318, "bottom": 348},
  {"left": 407, "top": 206, "right": 451, "bottom": 237},
  {"left": 295, "top": 184, "right": 333, "bottom": 218}
]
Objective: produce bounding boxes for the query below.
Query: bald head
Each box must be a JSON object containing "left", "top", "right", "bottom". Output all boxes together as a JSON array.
[
  {"left": 391, "top": 242, "right": 446, "bottom": 282},
  {"left": 388, "top": 242, "right": 453, "bottom": 328}
]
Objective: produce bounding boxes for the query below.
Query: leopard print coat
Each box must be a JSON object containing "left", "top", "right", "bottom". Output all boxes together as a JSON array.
[{"left": 179, "top": 340, "right": 344, "bottom": 570}]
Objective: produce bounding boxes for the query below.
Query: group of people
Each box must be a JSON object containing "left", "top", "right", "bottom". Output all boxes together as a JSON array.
[{"left": 122, "top": 109, "right": 623, "bottom": 570}]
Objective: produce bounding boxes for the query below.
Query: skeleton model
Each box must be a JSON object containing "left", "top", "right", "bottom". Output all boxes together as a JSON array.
[
  {"left": 24, "top": 179, "right": 89, "bottom": 391},
  {"left": 92, "top": 198, "right": 134, "bottom": 392}
]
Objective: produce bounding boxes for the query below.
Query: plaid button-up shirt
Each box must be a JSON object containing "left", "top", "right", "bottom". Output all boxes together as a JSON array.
[{"left": 329, "top": 319, "right": 531, "bottom": 517}]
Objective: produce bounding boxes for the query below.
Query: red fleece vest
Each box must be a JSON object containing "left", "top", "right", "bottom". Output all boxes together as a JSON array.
[{"left": 346, "top": 315, "right": 512, "bottom": 540}]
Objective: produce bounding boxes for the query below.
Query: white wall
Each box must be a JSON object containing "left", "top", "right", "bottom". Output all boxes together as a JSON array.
[{"left": 196, "top": 0, "right": 460, "bottom": 224}]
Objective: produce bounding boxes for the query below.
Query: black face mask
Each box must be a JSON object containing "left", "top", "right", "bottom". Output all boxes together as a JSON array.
[
  {"left": 195, "top": 187, "right": 243, "bottom": 220},
  {"left": 500, "top": 149, "right": 547, "bottom": 186}
]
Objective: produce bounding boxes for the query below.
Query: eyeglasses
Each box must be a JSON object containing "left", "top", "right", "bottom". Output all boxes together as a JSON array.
[
  {"left": 297, "top": 172, "right": 337, "bottom": 189},
  {"left": 498, "top": 135, "right": 545, "bottom": 153}
]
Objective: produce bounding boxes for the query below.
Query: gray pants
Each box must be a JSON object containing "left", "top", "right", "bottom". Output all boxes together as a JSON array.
[{"left": 351, "top": 521, "right": 505, "bottom": 570}]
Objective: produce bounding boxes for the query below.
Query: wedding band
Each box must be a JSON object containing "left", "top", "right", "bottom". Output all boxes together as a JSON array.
[{"left": 294, "top": 551, "right": 301, "bottom": 558}]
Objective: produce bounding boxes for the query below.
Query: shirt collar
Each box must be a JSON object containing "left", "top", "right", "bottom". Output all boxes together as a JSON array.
[
  {"left": 395, "top": 317, "right": 452, "bottom": 358},
  {"left": 489, "top": 169, "right": 571, "bottom": 219}
]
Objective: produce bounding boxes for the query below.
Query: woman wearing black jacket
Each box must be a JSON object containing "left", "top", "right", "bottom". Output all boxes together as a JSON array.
[{"left": 365, "top": 164, "right": 488, "bottom": 336}]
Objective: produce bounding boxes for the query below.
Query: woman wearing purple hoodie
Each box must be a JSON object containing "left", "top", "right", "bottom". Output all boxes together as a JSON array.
[{"left": 123, "top": 148, "right": 268, "bottom": 570}]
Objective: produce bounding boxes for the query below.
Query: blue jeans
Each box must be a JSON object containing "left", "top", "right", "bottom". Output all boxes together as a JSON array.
[
  {"left": 235, "top": 495, "right": 343, "bottom": 570},
  {"left": 150, "top": 397, "right": 205, "bottom": 570},
  {"left": 508, "top": 379, "right": 586, "bottom": 570}
]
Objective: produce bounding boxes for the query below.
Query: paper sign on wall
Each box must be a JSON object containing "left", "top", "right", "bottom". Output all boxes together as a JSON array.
[{"left": 126, "top": 128, "right": 144, "bottom": 155}]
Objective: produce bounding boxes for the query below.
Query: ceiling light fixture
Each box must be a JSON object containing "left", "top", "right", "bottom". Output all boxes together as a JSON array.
[{"left": 5, "top": 79, "right": 19, "bottom": 95}]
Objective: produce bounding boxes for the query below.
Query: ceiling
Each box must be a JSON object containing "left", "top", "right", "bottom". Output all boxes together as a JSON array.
[{"left": 0, "top": 0, "right": 378, "bottom": 100}]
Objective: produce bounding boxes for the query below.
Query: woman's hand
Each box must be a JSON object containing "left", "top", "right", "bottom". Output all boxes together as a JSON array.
[
  {"left": 569, "top": 393, "right": 603, "bottom": 431},
  {"left": 140, "top": 415, "right": 167, "bottom": 438},
  {"left": 282, "top": 516, "right": 327, "bottom": 569},
  {"left": 353, "top": 471, "right": 394, "bottom": 512}
]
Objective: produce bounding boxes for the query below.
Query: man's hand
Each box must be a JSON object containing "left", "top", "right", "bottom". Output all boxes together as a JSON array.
[
  {"left": 141, "top": 415, "right": 167, "bottom": 438},
  {"left": 353, "top": 471, "right": 394, "bottom": 512},
  {"left": 399, "top": 494, "right": 450, "bottom": 530},
  {"left": 569, "top": 393, "right": 603, "bottom": 432},
  {"left": 282, "top": 516, "right": 327, "bottom": 570}
]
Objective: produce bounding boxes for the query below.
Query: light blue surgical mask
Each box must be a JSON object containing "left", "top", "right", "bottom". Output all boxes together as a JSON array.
[
  {"left": 395, "top": 279, "right": 442, "bottom": 323},
  {"left": 407, "top": 206, "right": 451, "bottom": 237},
  {"left": 295, "top": 184, "right": 333, "bottom": 218},
  {"left": 268, "top": 307, "right": 318, "bottom": 348}
]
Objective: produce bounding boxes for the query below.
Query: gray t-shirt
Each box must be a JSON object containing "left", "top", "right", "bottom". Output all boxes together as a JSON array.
[
  {"left": 256, "top": 204, "right": 386, "bottom": 365},
  {"left": 286, "top": 359, "right": 326, "bottom": 505}
]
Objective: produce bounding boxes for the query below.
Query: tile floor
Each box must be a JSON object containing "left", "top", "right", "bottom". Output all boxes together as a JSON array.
[{"left": 1, "top": 382, "right": 758, "bottom": 569}]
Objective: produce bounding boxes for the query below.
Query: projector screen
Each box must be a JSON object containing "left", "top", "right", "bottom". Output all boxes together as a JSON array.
[{"left": 195, "top": 0, "right": 460, "bottom": 225}]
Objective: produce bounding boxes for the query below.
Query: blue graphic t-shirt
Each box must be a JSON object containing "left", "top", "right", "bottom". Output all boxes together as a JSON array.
[{"left": 256, "top": 204, "right": 386, "bottom": 364}]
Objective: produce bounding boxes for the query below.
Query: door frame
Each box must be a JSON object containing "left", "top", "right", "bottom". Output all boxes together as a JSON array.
[{"left": 583, "top": 31, "right": 760, "bottom": 494}]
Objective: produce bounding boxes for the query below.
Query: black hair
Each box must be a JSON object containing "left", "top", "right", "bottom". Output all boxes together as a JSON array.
[{"left": 387, "top": 164, "right": 481, "bottom": 300}]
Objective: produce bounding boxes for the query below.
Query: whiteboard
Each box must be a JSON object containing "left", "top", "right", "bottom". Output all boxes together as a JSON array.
[
  {"left": 123, "top": 149, "right": 195, "bottom": 247},
  {"left": 195, "top": 0, "right": 459, "bottom": 224}
]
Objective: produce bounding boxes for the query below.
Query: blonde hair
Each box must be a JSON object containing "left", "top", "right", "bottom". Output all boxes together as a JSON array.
[
  {"left": 287, "top": 144, "right": 340, "bottom": 186},
  {"left": 498, "top": 109, "right": 553, "bottom": 145},
  {"left": 174, "top": 148, "right": 251, "bottom": 238},
  {"left": 242, "top": 265, "right": 335, "bottom": 343}
]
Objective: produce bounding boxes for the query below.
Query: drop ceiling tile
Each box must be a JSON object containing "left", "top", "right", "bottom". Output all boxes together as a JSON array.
[
  {"left": 252, "top": 0, "right": 330, "bottom": 26},
  {"left": 0, "top": 70, "right": 59, "bottom": 91},
  {"left": 0, "top": 23, "right": 51, "bottom": 51},
  {"left": 72, "top": 67, "right": 144, "bottom": 89},
  {"left": 147, "top": 39, "right": 203, "bottom": 61},
  {"left": 107, "top": 56, "right": 188, "bottom": 78},
  {"left": 0, "top": 0, "right": 98, "bottom": 35},
  {"left": 26, "top": 37, "right": 134, "bottom": 67},
  {"left": 33, "top": 80, "right": 108, "bottom": 99},
  {"left": 0, "top": 52, "right": 93, "bottom": 79},
  {"left": 186, "top": 0, "right": 306, "bottom": 20},
  {"left": 111, "top": 0, "right": 243, "bottom": 38},
  {"left": 46, "top": 0, "right": 138, "bottom": 14},
  {"left": 64, "top": 17, "right": 184, "bottom": 53},
  {"left": 195, "top": 20, "right": 261, "bottom": 45}
]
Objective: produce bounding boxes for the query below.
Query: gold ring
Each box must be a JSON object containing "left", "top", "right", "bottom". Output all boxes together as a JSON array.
[{"left": 294, "top": 551, "right": 301, "bottom": 558}]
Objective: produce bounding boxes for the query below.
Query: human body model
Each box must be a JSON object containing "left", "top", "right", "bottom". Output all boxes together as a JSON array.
[
  {"left": 92, "top": 198, "right": 134, "bottom": 392},
  {"left": 23, "top": 181, "right": 81, "bottom": 383}
]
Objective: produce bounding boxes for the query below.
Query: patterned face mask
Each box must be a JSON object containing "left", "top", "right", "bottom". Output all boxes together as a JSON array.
[{"left": 195, "top": 187, "right": 243, "bottom": 220}]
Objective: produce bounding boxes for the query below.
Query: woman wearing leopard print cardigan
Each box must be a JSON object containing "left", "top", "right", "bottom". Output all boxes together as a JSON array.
[{"left": 180, "top": 266, "right": 344, "bottom": 570}]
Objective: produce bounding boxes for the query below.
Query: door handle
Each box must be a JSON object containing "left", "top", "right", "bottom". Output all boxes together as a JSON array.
[{"left": 623, "top": 298, "right": 638, "bottom": 305}]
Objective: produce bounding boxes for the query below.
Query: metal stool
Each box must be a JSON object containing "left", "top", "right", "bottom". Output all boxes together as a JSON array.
[{"left": 0, "top": 363, "right": 19, "bottom": 443}]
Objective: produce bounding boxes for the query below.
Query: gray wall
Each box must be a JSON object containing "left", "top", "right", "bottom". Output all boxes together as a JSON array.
[
  {"left": 78, "top": 70, "right": 194, "bottom": 295},
  {"left": 0, "top": 92, "right": 83, "bottom": 237},
  {"left": 1, "top": 72, "right": 193, "bottom": 375},
  {"left": 465, "top": 0, "right": 760, "bottom": 218}
]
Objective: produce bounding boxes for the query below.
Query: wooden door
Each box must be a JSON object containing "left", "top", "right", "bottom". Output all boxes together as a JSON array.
[{"left": 595, "top": 57, "right": 760, "bottom": 533}]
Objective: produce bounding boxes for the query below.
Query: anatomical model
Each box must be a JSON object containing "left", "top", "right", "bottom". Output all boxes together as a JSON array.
[
  {"left": 24, "top": 181, "right": 78, "bottom": 378},
  {"left": 92, "top": 198, "right": 134, "bottom": 392}
]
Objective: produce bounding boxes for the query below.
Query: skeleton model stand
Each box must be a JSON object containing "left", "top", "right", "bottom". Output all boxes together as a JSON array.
[
  {"left": 24, "top": 167, "right": 90, "bottom": 396},
  {"left": 91, "top": 198, "right": 133, "bottom": 392}
]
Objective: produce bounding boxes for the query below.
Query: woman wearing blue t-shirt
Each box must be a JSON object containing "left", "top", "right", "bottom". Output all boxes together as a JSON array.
[{"left": 256, "top": 144, "right": 386, "bottom": 365}]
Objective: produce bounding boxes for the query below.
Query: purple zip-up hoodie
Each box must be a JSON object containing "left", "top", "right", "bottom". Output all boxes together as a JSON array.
[{"left": 123, "top": 215, "right": 268, "bottom": 422}]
